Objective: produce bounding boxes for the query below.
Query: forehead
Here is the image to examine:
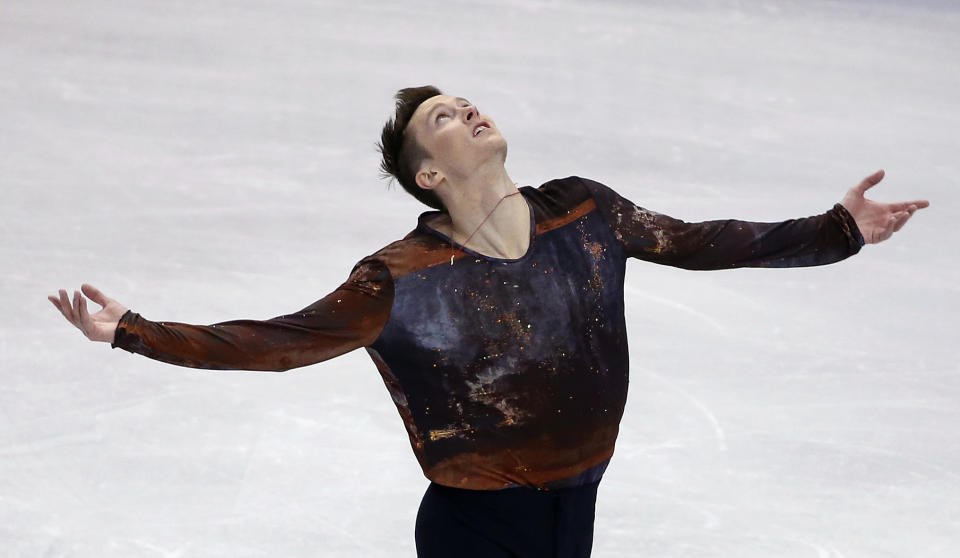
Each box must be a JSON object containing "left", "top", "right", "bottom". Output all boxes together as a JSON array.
[
  {"left": 420, "top": 94, "right": 456, "bottom": 111},
  {"left": 406, "top": 94, "right": 463, "bottom": 142},
  {"left": 411, "top": 94, "right": 467, "bottom": 125}
]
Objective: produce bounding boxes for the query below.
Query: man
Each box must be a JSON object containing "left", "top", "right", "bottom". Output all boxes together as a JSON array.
[{"left": 49, "top": 85, "right": 928, "bottom": 557}]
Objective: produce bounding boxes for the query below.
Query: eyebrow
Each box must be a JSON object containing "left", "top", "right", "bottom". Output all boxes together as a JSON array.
[{"left": 426, "top": 97, "right": 471, "bottom": 123}]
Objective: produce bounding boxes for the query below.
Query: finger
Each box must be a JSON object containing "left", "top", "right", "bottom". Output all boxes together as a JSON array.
[
  {"left": 892, "top": 210, "right": 913, "bottom": 232},
  {"left": 886, "top": 210, "right": 907, "bottom": 233},
  {"left": 81, "top": 283, "right": 109, "bottom": 308},
  {"left": 889, "top": 200, "right": 930, "bottom": 212},
  {"left": 48, "top": 296, "right": 68, "bottom": 319},
  {"left": 59, "top": 289, "right": 76, "bottom": 324},
  {"left": 73, "top": 290, "right": 90, "bottom": 337},
  {"left": 78, "top": 294, "right": 91, "bottom": 325},
  {"left": 73, "top": 290, "right": 83, "bottom": 324},
  {"left": 854, "top": 169, "right": 885, "bottom": 195},
  {"left": 877, "top": 213, "right": 898, "bottom": 241}
]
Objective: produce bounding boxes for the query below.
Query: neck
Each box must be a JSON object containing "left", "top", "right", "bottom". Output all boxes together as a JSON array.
[{"left": 437, "top": 164, "right": 530, "bottom": 259}]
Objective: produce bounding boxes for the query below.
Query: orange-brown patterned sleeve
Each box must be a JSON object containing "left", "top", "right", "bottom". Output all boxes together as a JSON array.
[
  {"left": 111, "top": 258, "right": 393, "bottom": 371},
  {"left": 582, "top": 178, "right": 865, "bottom": 270}
]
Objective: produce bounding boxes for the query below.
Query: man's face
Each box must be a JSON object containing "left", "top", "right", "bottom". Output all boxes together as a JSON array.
[{"left": 407, "top": 94, "right": 507, "bottom": 186}]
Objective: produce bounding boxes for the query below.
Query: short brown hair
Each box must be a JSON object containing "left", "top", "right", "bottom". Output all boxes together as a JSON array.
[{"left": 377, "top": 86, "right": 445, "bottom": 211}]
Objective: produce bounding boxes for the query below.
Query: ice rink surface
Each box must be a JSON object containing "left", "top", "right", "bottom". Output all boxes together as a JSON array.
[{"left": 2, "top": 0, "right": 958, "bottom": 556}]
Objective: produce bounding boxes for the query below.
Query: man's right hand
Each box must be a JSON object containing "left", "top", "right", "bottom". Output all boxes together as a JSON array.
[{"left": 48, "top": 284, "right": 129, "bottom": 343}]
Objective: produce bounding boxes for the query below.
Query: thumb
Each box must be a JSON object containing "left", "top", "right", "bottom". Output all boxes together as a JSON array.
[
  {"left": 80, "top": 283, "right": 110, "bottom": 308},
  {"left": 854, "top": 169, "right": 885, "bottom": 196}
]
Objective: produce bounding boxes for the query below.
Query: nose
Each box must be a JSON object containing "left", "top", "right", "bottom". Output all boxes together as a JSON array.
[{"left": 461, "top": 104, "right": 477, "bottom": 122}]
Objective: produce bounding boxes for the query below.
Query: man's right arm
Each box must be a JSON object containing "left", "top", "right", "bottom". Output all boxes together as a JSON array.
[{"left": 50, "top": 258, "right": 394, "bottom": 372}]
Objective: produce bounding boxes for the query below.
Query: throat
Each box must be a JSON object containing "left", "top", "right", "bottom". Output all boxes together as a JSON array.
[{"left": 430, "top": 196, "right": 532, "bottom": 260}]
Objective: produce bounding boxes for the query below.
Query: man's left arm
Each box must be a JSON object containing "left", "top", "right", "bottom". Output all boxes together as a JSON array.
[{"left": 583, "top": 170, "right": 929, "bottom": 270}]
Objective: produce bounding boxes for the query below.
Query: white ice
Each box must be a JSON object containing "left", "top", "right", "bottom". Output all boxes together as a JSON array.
[{"left": 2, "top": 0, "right": 958, "bottom": 556}]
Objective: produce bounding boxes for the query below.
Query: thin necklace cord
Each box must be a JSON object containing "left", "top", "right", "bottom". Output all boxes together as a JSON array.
[{"left": 450, "top": 187, "right": 523, "bottom": 264}]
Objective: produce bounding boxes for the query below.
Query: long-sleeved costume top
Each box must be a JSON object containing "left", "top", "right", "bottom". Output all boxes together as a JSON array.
[{"left": 112, "top": 177, "right": 865, "bottom": 490}]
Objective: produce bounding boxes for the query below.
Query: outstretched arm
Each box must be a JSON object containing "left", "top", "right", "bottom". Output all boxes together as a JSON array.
[
  {"left": 583, "top": 171, "right": 928, "bottom": 271},
  {"left": 47, "top": 258, "right": 394, "bottom": 372}
]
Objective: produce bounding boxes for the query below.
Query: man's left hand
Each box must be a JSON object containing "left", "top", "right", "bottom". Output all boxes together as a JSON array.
[{"left": 840, "top": 169, "right": 930, "bottom": 245}]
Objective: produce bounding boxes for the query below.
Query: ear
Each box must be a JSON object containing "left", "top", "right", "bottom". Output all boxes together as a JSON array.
[{"left": 415, "top": 167, "right": 444, "bottom": 191}]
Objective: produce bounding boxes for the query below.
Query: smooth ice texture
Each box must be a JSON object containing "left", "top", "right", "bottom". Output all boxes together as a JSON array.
[{"left": 2, "top": 0, "right": 957, "bottom": 556}]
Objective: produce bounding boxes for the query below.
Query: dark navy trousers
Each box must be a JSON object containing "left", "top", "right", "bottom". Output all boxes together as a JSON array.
[{"left": 414, "top": 480, "right": 600, "bottom": 558}]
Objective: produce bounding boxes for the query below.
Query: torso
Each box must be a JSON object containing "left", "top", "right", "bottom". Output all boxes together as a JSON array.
[{"left": 367, "top": 178, "right": 630, "bottom": 489}]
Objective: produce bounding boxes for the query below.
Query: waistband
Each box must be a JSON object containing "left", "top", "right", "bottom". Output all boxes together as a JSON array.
[{"left": 433, "top": 458, "right": 610, "bottom": 494}]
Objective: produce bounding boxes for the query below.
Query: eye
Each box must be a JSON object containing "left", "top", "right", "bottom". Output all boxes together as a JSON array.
[{"left": 435, "top": 113, "right": 449, "bottom": 123}]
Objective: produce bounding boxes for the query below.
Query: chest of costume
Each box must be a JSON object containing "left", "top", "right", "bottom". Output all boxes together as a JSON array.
[{"left": 370, "top": 209, "right": 630, "bottom": 464}]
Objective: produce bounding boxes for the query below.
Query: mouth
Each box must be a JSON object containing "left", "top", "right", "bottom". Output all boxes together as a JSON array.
[{"left": 473, "top": 121, "right": 491, "bottom": 137}]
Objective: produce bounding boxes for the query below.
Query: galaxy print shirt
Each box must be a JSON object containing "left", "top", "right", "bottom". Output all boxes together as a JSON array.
[{"left": 112, "top": 176, "right": 865, "bottom": 490}]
